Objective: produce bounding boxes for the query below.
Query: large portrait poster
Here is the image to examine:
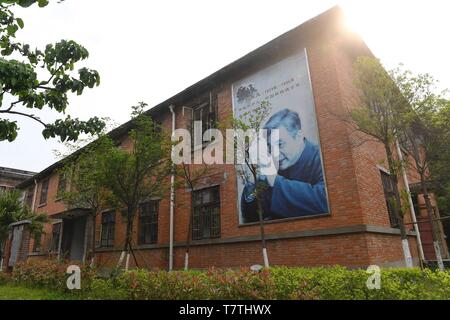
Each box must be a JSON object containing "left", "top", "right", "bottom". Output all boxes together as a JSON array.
[{"left": 232, "top": 50, "right": 330, "bottom": 224}]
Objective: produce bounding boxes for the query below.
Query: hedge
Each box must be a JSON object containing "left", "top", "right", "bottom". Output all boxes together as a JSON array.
[{"left": 2, "top": 260, "right": 450, "bottom": 300}]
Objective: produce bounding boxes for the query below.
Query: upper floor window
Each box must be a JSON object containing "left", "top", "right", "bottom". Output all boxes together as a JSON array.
[
  {"left": 192, "top": 186, "right": 221, "bottom": 240},
  {"left": 411, "top": 192, "right": 421, "bottom": 217},
  {"left": 25, "top": 187, "right": 34, "bottom": 208},
  {"left": 39, "top": 178, "right": 49, "bottom": 205},
  {"left": 191, "top": 93, "right": 218, "bottom": 147},
  {"left": 100, "top": 211, "right": 116, "bottom": 247},
  {"left": 380, "top": 171, "right": 399, "bottom": 228},
  {"left": 57, "top": 173, "right": 67, "bottom": 198},
  {"left": 138, "top": 201, "right": 159, "bottom": 245}
]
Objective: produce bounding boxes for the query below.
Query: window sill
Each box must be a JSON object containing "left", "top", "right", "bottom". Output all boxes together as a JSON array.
[
  {"left": 37, "top": 203, "right": 47, "bottom": 208},
  {"left": 96, "top": 246, "right": 115, "bottom": 252},
  {"left": 136, "top": 243, "right": 158, "bottom": 249},
  {"left": 28, "top": 251, "right": 57, "bottom": 257}
]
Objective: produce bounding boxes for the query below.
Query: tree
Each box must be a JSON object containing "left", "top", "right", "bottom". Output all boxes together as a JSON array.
[
  {"left": 391, "top": 67, "right": 449, "bottom": 270},
  {"left": 227, "top": 101, "right": 272, "bottom": 268},
  {"left": 350, "top": 56, "right": 414, "bottom": 267},
  {"left": 58, "top": 135, "right": 115, "bottom": 266},
  {"left": 429, "top": 101, "right": 450, "bottom": 215},
  {"left": 97, "top": 102, "right": 172, "bottom": 270},
  {"left": 175, "top": 162, "right": 210, "bottom": 270},
  {"left": 0, "top": 189, "right": 48, "bottom": 258},
  {"left": 0, "top": 0, "right": 105, "bottom": 142}
]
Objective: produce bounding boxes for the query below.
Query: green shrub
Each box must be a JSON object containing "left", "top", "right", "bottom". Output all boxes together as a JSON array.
[
  {"left": 9, "top": 260, "right": 450, "bottom": 300},
  {"left": 0, "top": 270, "right": 10, "bottom": 285},
  {"left": 11, "top": 259, "right": 98, "bottom": 296}
]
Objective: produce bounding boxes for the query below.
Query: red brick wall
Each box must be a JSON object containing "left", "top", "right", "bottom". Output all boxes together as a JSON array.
[{"left": 95, "top": 233, "right": 373, "bottom": 270}]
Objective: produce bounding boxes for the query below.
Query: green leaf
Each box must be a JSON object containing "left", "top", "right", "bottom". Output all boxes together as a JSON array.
[
  {"left": 6, "top": 24, "right": 17, "bottom": 36},
  {"left": 37, "top": 0, "right": 49, "bottom": 7},
  {"left": 16, "top": 18, "right": 24, "bottom": 29},
  {"left": 16, "top": 0, "right": 37, "bottom": 8}
]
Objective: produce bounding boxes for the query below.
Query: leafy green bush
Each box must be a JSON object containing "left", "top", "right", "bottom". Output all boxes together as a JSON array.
[
  {"left": 0, "top": 270, "right": 10, "bottom": 285},
  {"left": 8, "top": 260, "right": 450, "bottom": 300},
  {"left": 11, "top": 259, "right": 98, "bottom": 295}
]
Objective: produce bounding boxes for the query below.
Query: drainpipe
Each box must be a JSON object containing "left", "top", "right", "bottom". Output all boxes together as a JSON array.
[
  {"left": 57, "top": 221, "right": 63, "bottom": 261},
  {"left": 396, "top": 140, "right": 425, "bottom": 264},
  {"left": 169, "top": 105, "right": 176, "bottom": 271},
  {"left": 31, "top": 179, "right": 38, "bottom": 212}
]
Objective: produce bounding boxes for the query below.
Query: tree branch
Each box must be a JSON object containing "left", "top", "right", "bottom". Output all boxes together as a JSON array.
[{"left": 0, "top": 110, "right": 46, "bottom": 126}]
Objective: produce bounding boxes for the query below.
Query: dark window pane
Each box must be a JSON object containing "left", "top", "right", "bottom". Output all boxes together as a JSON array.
[
  {"left": 57, "top": 173, "right": 67, "bottom": 198},
  {"left": 101, "top": 211, "right": 115, "bottom": 247},
  {"left": 411, "top": 192, "right": 420, "bottom": 217},
  {"left": 25, "top": 187, "right": 34, "bottom": 208},
  {"left": 192, "top": 186, "right": 221, "bottom": 240},
  {"left": 51, "top": 223, "right": 61, "bottom": 252},
  {"left": 39, "top": 179, "right": 49, "bottom": 205},
  {"left": 138, "top": 201, "right": 159, "bottom": 245},
  {"left": 380, "top": 171, "right": 399, "bottom": 228},
  {"left": 33, "top": 234, "right": 41, "bottom": 252},
  {"left": 191, "top": 95, "right": 218, "bottom": 147}
]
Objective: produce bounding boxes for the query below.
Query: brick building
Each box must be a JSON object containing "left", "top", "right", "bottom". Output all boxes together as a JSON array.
[
  {"left": 0, "top": 167, "right": 35, "bottom": 270},
  {"left": 11, "top": 7, "right": 449, "bottom": 270},
  {"left": 0, "top": 166, "right": 35, "bottom": 192}
]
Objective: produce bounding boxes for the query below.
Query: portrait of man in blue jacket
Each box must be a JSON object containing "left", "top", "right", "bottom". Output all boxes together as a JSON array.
[{"left": 241, "top": 108, "right": 329, "bottom": 223}]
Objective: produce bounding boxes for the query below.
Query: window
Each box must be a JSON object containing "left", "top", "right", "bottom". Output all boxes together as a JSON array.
[
  {"left": 192, "top": 186, "right": 221, "bottom": 240},
  {"left": 25, "top": 187, "right": 34, "bottom": 208},
  {"left": 411, "top": 192, "right": 421, "bottom": 217},
  {"left": 39, "top": 178, "right": 49, "bottom": 205},
  {"left": 100, "top": 211, "right": 116, "bottom": 247},
  {"left": 191, "top": 94, "right": 218, "bottom": 147},
  {"left": 138, "top": 201, "right": 159, "bottom": 245},
  {"left": 51, "top": 223, "right": 61, "bottom": 252},
  {"left": 380, "top": 171, "right": 399, "bottom": 228},
  {"left": 33, "top": 234, "right": 42, "bottom": 252},
  {"left": 57, "top": 173, "right": 67, "bottom": 198}
]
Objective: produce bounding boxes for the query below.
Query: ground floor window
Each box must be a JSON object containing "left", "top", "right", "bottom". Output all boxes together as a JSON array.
[
  {"left": 380, "top": 171, "right": 400, "bottom": 228},
  {"left": 192, "top": 186, "right": 221, "bottom": 240},
  {"left": 33, "top": 233, "right": 41, "bottom": 252},
  {"left": 138, "top": 201, "right": 159, "bottom": 244},
  {"left": 100, "top": 211, "right": 115, "bottom": 247},
  {"left": 51, "top": 223, "right": 61, "bottom": 252}
]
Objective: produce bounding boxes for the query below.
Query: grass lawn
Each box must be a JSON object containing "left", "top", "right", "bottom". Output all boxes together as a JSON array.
[{"left": 0, "top": 285, "right": 71, "bottom": 300}]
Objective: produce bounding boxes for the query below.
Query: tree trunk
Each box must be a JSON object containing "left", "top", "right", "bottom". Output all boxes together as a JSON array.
[
  {"left": 419, "top": 173, "right": 445, "bottom": 270},
  {"left": 255, "top": 192, "right": 269, "bottom": 268},
  {"left": 129, "top": 243, "right": 139, "bottom": 269},
  {"left": 385, "top": 145, "right": 413, "bottom": 268},
  {"left": 410, "top": 136, "right": 445, "bottom": 270},
  {"left": 184, "top": 191, "right": 194, "bottom": 271},
  {"left": 90, "top": 213, "right": 97, "bottom": 267},
  {"left": 118, "top": 211, "right": 134, "bottom": 269},
  {"left": 0, "top": 240, "right": 4, "bottom": 272}
]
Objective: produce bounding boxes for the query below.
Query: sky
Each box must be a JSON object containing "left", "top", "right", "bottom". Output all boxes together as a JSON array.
[{"left": 1, "top": 0, "right": 449, "bottom": 173}]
